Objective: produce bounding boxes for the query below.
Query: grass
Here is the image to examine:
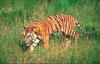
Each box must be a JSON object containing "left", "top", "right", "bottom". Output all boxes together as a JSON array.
[{"left": 0, "top": 0, "right": 100, "bottom": 64}]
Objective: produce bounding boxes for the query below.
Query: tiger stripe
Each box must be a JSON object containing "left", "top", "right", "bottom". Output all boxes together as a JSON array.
[
  {"left": 45, "top": 14, "right": 78, "bottom": 38},
  {"left": 23, "top": 14, "right": 86, "bottom": 49}
]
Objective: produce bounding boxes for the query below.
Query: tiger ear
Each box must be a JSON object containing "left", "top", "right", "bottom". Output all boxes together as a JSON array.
[{"left": 32, "top": 27, "right": 37, "bottom": 31}]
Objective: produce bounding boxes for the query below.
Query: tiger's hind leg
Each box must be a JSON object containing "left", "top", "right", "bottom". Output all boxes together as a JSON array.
[
  {"left": 60, "top": 33, "right": 72, "bottom": 56},
  {"left": 62, "top": 32, "right": 72, "bottom": 46},
  {"left": 70, "top": 31, "right": 80, "bottom": 46},
  {"left": 65, "top": 35, "right": 73, "bottom": 46}
]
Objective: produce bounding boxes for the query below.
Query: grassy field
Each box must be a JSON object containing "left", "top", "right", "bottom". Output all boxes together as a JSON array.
[{"left": 0, "top": 0, "right": 100, "bottom": 64}]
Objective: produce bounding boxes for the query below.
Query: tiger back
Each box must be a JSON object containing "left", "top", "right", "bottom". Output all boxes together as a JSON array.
[{"left": 22, "top": 14, "right": 80, "bottom": 50}]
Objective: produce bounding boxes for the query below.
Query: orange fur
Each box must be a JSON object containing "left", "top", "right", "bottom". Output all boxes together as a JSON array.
[{"left": 24, "top": 14, "right": 80, "bottom": 49}]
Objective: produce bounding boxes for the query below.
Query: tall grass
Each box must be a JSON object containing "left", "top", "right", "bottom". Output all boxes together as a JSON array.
[{"left": 0, "top": 0, "right": 100, "bottom": 64}]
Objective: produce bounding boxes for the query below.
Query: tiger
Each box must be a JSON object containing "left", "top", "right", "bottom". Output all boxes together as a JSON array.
[{"left": 22, "top": 14, "right": 86, "bottom": 51}]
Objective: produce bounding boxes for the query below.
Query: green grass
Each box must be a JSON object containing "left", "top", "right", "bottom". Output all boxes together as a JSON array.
[{"left": 0, "top": 0, "right": 100, "bottom": 64}]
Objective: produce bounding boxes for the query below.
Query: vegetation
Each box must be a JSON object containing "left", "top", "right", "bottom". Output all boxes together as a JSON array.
[{"left": 0, "top": 0, "right": 100, "bottom": 64}]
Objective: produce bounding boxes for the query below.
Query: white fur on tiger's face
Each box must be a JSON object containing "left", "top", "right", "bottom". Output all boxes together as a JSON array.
[{"left": 22, "top": 28, "right": 41, "bottom": 49}]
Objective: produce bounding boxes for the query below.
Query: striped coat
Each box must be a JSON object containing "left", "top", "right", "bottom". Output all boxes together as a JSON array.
[
  {"left": 23, "top": 14, "right": 80, "bottom": 49},
  {"left": 30, "top": 14, "right": 79, "bottom": 36}
]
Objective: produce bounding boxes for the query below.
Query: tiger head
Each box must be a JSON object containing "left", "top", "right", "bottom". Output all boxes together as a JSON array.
[{"left": 22, "top": 27, "right": 42, "bottom": 49}]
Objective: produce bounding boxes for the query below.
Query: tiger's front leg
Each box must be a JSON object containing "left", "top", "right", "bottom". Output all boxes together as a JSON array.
[{"left": 43, "top": 35, "right": 49, "bottom": 49}]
